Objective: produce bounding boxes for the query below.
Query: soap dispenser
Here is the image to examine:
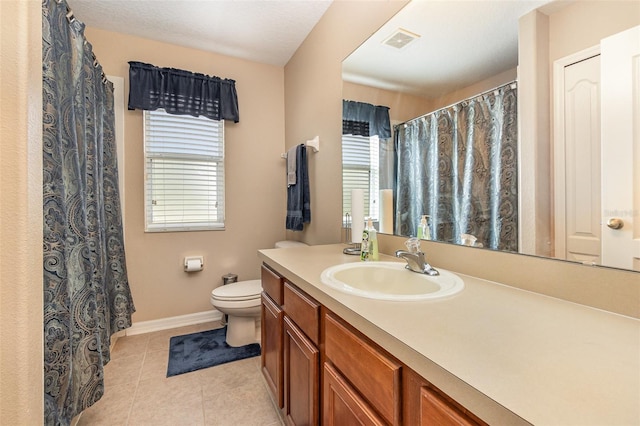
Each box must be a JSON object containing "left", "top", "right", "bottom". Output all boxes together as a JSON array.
[
  {"left": 360, "top": 218, "right": 370, "bottom": 261},
  {"left": 417, "top": 215, "right": 431, "bottom": 240},
  {"left": 360, "top": 218, "right": 379, "bottom": 261}
]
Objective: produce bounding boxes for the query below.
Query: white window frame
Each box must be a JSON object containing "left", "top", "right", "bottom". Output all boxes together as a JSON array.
[
  {"left": 342, "top": 134, "right": 380, "bottom": 223},
  {"left": 144, "top": 109, "right": 225, "bottom": 232}
]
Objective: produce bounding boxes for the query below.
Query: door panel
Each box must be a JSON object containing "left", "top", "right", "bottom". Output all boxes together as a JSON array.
[
  {"left": 601, "top": 25, "right": 640, "bottom": 271},
  {"left": 563, "top": 55, "right": 601, "bottom": 264}
]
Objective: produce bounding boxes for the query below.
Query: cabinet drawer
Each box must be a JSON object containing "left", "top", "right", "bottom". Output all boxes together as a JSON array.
[
  {"left": 420, "top": 386, "right": 479, "bottom": 426},
  {"left": 325, "top": 313, "right": 402, "bottom": 425},
  {"left": 283, "top": 281, "right": 320, "bottom": 345},
  {"left": 261, "top": 264, "right": 283, "bottom": 305}
]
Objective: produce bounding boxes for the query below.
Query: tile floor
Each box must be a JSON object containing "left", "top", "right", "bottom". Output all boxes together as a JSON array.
[{"left": 77, "top": 321, "right": 283, "bottom": 426}]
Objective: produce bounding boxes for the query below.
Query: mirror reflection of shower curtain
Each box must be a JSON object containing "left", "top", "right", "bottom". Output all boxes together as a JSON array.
[{"left": 395, "top": 83, "right": 518, "bottom": 251}]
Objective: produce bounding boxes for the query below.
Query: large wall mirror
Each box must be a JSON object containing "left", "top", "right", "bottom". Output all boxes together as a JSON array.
[{"left": 342, "top": 0, "right": 640, "bottom": 272}]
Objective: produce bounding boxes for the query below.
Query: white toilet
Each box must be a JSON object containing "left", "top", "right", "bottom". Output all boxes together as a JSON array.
[{"left": 210, "top": 240, "right": 308, "bottom": 347}]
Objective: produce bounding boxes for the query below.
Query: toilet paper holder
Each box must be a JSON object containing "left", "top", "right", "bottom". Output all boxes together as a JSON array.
[{"left": 184, "top": 256, "right": 204, "bottom": 272}]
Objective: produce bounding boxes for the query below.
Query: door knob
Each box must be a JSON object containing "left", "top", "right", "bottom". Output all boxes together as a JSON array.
[{"left": 606, "top": 218, "right": 624, "bottom": 230}]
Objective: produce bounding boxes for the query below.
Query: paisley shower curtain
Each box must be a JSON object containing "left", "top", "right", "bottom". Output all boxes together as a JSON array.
[
  {"left": 395, "top": 83, "right": 518, "bottom": 251},
  {"left": 42, "top": 1, "right": 135, "bottom": 424}
]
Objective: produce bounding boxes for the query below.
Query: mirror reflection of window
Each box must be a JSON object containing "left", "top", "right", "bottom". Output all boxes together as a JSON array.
[
  {"left": 342, "top": 100, "right": 391, "bottom": 229},
  {"left": 342, "top": 134, "right": 379, "bottom": 222}
]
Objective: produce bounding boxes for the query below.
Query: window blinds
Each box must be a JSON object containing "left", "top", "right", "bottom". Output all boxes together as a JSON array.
[
  {"left": 144, "top": 110, "right": 225, "bottom": 231},
  {"left": 342, "top": 134, "right": 379, "bottom": 221}
]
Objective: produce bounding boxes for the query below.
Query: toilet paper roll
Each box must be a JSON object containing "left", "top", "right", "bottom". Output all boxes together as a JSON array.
[
  {"left": 351, "top": 189, "right": 364, "bottom": 244},
  {"left": 184, "top": 257, "right": 203, "bottom": 272},
  {"left": 379, "top": 189, "right": 393, "bottom": 234}
]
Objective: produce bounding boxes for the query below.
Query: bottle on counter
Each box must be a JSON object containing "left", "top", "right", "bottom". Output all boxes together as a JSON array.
[
  {"left": 361, "top": 218, "right": 378, "bottom": 261},
  {"left": 417, "top": 215, "right": 431, "bottom": 240},
  {"left": 360, "top": 218, "right": 370, "bottom": 261},
  {"left": 367, "top": 218, "right": 379, "bottom": 261}
]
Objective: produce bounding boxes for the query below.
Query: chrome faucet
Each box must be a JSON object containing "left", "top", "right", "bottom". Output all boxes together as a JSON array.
[{"left": 395, "top": 250, "right": 440, "bottom": 276}]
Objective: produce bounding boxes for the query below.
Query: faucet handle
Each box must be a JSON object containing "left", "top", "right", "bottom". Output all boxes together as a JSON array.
[{"left": 404, "top": 237, "right": 421, "bottom": 253}]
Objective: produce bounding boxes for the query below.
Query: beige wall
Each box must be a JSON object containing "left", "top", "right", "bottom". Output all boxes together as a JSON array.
[
  {"left": 548, "top": 0, "right": 640, "bottom": 62},
  {"left": 343, "top": 68, "right": 517, "bottom": 126},
  {"left": 428, "top": 67, "right": 518, "bottom": 112},
  {"left": 0, "top": 0, "right": 44, "bottom": 423},
  {"left": 284, "top": 0, "right": 409, "bottom": 245},
  {"left": 342, "top": 81, "right": 432, "bottom": 124},
  {"left": 86, "top": 28, "right": 288, "bottom": 321}
]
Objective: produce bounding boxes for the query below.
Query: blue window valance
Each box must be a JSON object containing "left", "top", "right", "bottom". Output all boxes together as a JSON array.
[
  {"left": 128, "top": 61, "right": 239, "bottom": 123},
  {"left": 342, "top": 100, "right": 390, "bottom": 138}
]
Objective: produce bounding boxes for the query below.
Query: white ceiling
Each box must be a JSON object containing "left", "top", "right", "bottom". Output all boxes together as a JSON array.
[
  {"left": 67, "top": 0, "right": 333, "bottom": 67},
  {"left": 68, "top": 0, "right": 555, "bottom": 97},
  {"left": 343, "top": 0, "right": 553, "bottom": 98}
]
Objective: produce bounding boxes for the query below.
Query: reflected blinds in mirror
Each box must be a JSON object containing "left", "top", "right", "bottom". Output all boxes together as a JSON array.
[{"left": 342, "top": 134, "right": 379, "bottom": 221}]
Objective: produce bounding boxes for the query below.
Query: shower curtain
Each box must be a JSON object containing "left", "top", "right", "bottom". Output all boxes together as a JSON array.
[
  {"left": 42, "top": 1, "right": 135, "bottom": 424},
  {"left": 395, "top": 83, "right": 518, "bottom": 251}
]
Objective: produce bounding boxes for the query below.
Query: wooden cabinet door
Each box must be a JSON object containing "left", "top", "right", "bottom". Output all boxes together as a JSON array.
[
  {"left": 420, "top": 387, "right": 479, "bottom": 426},
  {"left": 404, "top": 368, "right": 485, "bottom": 426},
  {"left": 284, "top": 316, "right": 319, "bottom": 426},
  {"left": 325, "top": 313, "right": 401, "bottom": 425},
  {"left": 323, "top": 362, "right": 386, "bottom": 426},
  {"left": 261, "top": 293, "right": 284, "bottom": 408}
]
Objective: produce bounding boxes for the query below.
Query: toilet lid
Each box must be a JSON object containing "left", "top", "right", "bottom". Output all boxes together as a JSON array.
[{"left": 211, "top": 279, "right": 262, "bottom": 301}]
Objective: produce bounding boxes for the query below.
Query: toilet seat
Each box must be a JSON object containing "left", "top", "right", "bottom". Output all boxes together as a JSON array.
[{"left": 211, "top": 279, "right": 262, "bottom": 302}]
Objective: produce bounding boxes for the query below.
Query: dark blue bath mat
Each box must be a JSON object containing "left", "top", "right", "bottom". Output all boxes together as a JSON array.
[{"left": 167, "top": 327, "right": 261, "bottom": 377}]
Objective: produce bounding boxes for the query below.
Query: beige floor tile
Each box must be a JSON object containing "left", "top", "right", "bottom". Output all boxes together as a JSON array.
[
  {"left": 110, "top": 333, "right": 150, "bottom": 359},
  {"left": 248, "top": 354, "right": 262, "bottom": 369},
  {"left": 103, "top": 353, "right": 145, "bottom": 387},
  {"left": 128, "top": 374, "right": 204, "bottom": 425},
  {"left": 77, "top": 381, "right": 136, "bottom": 426},
  {"left": 188, "top": 321, "right": 224, "bottom": 334},
  {"left": 81, "top": 322, "right": 278, "bottom": 425},
  {"left": 146, "top": 329, "right": 181, "bottom": 353},
  {"left": 197, "top": 357, "right": 262, "bottom": 400},
  {"left": 203, "top": 379, "right": 281, "bottom": 426},
  {"left": 139, "top": 349, "right": 170, "bottom": 382}
]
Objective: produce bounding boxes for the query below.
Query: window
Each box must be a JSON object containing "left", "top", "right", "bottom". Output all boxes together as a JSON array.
[
  {"left": 342, "top": 134, "right": 379, "bottom": 221},
  {"left": 144, "top": 109, "right": 224, "bottom": 232}
]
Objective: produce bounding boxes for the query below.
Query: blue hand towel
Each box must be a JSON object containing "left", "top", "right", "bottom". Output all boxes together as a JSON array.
[{"left": 286, "top": 144, "right": 311, "bottom": 231}]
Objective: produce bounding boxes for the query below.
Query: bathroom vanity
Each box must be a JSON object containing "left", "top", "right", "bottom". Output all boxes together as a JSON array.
[{"left": 258, "top": 244, "right": 640, "bottom": 425}]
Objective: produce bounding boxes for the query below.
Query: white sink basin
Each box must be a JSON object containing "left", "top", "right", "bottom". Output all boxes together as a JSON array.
[{"left": 320, "top": 261, "right": 464, "bottom": 301}]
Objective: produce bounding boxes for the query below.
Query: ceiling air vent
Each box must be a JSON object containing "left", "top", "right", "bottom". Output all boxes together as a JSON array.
[{"left": 382, "top": 28, "right": 421, "bottom": 50}]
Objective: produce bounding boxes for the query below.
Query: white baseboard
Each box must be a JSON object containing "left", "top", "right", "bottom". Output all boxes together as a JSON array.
[
  {"left": 110, "top": 329, "right": 126, "bottom": 351},
  {"left": 125, "top": 309, "right": 223, "bottom": 336}
]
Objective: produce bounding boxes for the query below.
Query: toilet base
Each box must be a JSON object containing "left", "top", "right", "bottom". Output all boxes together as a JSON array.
[{"left": 225, "top": 315, "right": 259, "bottom": 347}]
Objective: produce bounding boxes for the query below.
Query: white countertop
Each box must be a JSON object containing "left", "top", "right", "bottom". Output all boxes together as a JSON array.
[{"left": 258, "top": 244, "right": 640, "bottom": 426}]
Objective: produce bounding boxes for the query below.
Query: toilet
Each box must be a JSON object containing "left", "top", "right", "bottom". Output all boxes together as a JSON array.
[{"left": 210, "top": 240, "right": 308, "bottom": 347}]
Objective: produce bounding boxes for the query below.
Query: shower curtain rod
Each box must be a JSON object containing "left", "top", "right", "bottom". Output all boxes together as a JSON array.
[
  {"left": 58, "top": 0, "right": 109, "bottom": 85},
  {"left": 394, "top": 80, "right": 517, "bottom": 129}
]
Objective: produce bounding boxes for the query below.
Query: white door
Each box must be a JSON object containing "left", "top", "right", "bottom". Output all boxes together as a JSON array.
[
  {"left": 601, "top": 25, "right": 640, "bottom": 271},
  {"left": 556, "top": 54, "right": 602, "bottom": 264}
]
